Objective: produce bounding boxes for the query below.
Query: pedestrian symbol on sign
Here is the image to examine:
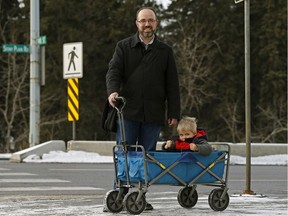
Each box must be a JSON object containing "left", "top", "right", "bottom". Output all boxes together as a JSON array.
[
  {"left": 63, "top": 42, "right": 83, "bottom": 79},
  {"left": 68, "top": 47, "right": 78, "bottom": 71}
]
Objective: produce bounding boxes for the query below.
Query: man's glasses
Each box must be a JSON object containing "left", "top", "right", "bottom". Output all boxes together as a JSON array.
[{"left": 137, "top": 19, "right": 157, "bottom": 24}]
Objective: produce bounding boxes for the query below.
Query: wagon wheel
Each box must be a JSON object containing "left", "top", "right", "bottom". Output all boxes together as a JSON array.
[
  {"left": 208, "top": 189, "right": 230, "bottom": 211},
  {"left": 123, "top": 191, "right": 146, "bottom": 215},
  {"left": 177, "top": 186, "right": 198, "bottom": 208},
  {"left": 104, "top": 190, "right": 124, "bottom": 213}
]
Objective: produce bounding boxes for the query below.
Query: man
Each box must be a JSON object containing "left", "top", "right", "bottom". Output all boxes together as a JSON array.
[
  {"left": 105, "top": 6, "right": 181, "bottom": 210},
  {"left": 106, "top": 6, "right": 180, "bottom": 149}
]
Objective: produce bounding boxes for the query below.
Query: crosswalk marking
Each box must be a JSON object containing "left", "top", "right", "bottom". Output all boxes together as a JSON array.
[
  {"left": 0, "top": 187, "right": 105, "bottom": 192},
  {"left": 0, "top": 179, "right": 70, "bottom": 183},
  {"left": 0, "top": 168, "right": 105, "bottom": 193},
  {"left": 49, "top": 168, "right": 113, "bottom": 171},
  {"left": 0, "top": 173, "right": 37, "bottom": 176},
  {"left": 229, "top": 179, "right": 286, "bottom": 182}
]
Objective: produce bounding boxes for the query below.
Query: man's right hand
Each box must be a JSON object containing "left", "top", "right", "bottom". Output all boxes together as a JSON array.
[
  {"left": 108, "top": 92, "right": 119, "bottom": 107},
  {"left": 167, "top": 118, "right": 178, "bottom": 127}
]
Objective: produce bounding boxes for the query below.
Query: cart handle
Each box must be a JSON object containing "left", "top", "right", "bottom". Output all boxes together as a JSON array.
[
  {"left": 114, "top": 96, "right": 126, "bottom": 113},
  {"left": 115, "top": 96, "right": 126, "bottom": 103}
]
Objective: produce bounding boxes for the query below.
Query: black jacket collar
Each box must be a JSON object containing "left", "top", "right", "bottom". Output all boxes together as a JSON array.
[{"left": 130, "top": 33, "right": 165, "bottom": 49}]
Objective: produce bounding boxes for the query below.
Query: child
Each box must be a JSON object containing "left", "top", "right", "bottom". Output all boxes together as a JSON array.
[{"left": 162, "top": 116, "right": 212, "bottom": 156}]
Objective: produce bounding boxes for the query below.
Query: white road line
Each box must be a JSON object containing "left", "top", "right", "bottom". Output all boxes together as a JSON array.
[
  {"left": 0, "top": 173, "right": 37, "bottom": 176},
  {"left": 49, "top": 169, "right": 113, "bottom": 171},
  {"left": 0, "top": 187, "right": 105, "bottom": 192},
  {"left": 0, "top": 168, "right": 10, "bottom": 171},
  {"left": 229, "top": 179, "right": 287, "bottom": 182},
  {"left": 0, "top": 179, "right": 70, "bottom": 183}
]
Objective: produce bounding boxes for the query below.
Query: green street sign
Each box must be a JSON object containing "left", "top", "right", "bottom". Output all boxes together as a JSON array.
[
  {"left": 38, "top": 36, "right": 47, "bottom": 45},
  {"left": 2, "top": 44, "right": 30, "bottom": 53}
]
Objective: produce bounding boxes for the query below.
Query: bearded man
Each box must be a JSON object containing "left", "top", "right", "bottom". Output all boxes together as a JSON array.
[{"left": 104, "top": 7, "right": 181, "bottom": 211}]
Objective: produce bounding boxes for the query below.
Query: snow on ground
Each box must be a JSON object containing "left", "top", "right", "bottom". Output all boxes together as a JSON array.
[
  {"left": 0, "top": 150, "right": 287, "bottom": 215},
  {"left": 0, "top": 193, "right": 287, "bottom": 216},
  {"left": 23, "top": 150, "right": 113, "bottom": 163},
  {"left": 19, "top": 150, "right": 288, "bottom": 165}
]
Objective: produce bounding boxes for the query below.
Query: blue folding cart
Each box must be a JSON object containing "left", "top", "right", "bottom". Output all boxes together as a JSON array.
[{"left": 104, "top": 97, "right": 230, "bottom": 214}]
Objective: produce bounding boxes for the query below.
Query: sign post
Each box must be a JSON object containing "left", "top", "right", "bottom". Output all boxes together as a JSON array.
[
  {"left": 63, "top": 42, "right": 83, "bottom": 140},
  {"left": 38, "top": 35, "right": 47, "bottom": 86}
]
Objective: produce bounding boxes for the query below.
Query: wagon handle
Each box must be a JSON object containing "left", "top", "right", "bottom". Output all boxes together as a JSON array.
[{"left": 114, "top": 96, "right": 126, "bottom": 113}]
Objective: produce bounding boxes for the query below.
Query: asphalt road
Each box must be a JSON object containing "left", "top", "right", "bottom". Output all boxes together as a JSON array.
[{"left": 0, "top": 161, "right": 287, "bottom": 215}]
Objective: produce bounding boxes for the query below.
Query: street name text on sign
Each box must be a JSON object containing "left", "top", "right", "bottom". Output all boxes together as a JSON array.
[
  {"left": 63, "top": 42, "right": 83, "bottom": 79},
  {"left": 2, "top": 44, "right": 30, "bottom": 53}
]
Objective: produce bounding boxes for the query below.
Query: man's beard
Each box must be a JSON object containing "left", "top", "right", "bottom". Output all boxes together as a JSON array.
[
  {"left": 142, "top": 31, "right": 154, "bottom": 38},
  {"left": 140, "top": 27, "right": 155, "bottom": 38}
]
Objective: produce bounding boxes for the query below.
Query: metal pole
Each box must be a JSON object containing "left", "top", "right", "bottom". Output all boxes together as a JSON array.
[
  {"left": 40, "top": 46, "right": 45, "bottom": 86},
  {"left": 29, "top": 0, "right": 40, "bottom": 147},
  {"left": 243, "top": 0, "right": 255, "bottom": 195},
  {"left": 73, "top": 121, "right": 76, "bottom": 140}
]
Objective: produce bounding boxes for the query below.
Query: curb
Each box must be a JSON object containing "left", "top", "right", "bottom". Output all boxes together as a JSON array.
[
  {"left": 9, "top": 140, "right": 66, "bottom": 163},
  {"left": 67, "top": 141, "right": 287, "bottom": 157},
  {"left": 3, "top": 140, "right": 287, "bottom": 163}
]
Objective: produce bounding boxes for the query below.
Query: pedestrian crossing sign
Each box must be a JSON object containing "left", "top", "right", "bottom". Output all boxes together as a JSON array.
[{"left": 63, "top": 42, "right": 83, "bottom": 79}]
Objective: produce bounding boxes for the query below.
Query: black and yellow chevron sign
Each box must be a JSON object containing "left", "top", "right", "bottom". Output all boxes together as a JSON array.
[{"left": 67, "top": 78, "right": 79, "bottom": 121}]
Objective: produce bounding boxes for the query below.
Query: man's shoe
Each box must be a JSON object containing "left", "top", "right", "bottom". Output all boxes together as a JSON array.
[{"left": 145, "top": 202, "right": 154, "bottom": 211}]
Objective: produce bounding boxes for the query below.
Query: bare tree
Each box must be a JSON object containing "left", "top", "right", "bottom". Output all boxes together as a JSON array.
[
  {"left": 0, "top": 1, "right": 30, "bottom": 151},
  {"left": 255, "top": 102, "right": 287, "bottom": 143},
  {"left": 166, "top": 20, "right": 220, "bottom": 114},
  {"left": 0, "top": 44, "right": 30, "bottom": 152},
  {"left": 219, "top": 98, "right": 244, "bottom": 142}
]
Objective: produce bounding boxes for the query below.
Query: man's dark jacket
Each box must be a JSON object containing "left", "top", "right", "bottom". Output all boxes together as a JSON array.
[{"left": 106, "top": 33, "right": 180, "bottom": 125}]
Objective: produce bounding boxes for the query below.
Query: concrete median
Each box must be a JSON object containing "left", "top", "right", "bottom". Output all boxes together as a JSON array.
[
  {"left": 67, "top": 140, "right": 287, "bottom": 157},
  {"left": 8, "top": 140, "right": 287, "bottom": 162},
  {"left": 10, "top": 140, "right": 66, "bottom": 163}
]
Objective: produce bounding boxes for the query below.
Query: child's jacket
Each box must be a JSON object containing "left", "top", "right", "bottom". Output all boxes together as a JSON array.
[{"left": 163, "top": 128, "right": 212, "bottom": 156}]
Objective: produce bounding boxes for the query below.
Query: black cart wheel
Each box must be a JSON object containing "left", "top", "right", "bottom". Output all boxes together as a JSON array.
[
  {"left": 123, "top": 191, "right": 146, "bottom": 215},
  {"left": 104, "top": 190, "right": 124, "bottom": 213},
  {"left": 208, "top": 189, "right": 229, "bottom": 211},
  {"left": 177, "top": 186, "right": 198, "bottom": 208}
]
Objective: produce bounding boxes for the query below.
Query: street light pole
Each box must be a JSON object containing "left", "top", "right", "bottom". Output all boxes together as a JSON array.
[
  {"left": 29, "top": 0, "right": 40, "bottom": 147},
  {"left": 243, "top": 0, "right": 255, "bottom": 195},
  {"left": 234, "top": 0, "right": 255, "bottom": 195}
]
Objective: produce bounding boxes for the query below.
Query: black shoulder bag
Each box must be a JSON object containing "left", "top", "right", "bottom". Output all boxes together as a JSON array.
[{"left": 101, "top": 99, "right": 119, "bottom": 133}]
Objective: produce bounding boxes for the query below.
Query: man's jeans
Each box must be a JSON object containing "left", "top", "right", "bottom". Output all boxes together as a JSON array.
[{"left": 116, "top": 119, "right": 162, "bottom": 151}]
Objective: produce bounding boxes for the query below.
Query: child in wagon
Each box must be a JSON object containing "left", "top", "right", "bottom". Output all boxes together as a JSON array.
[{"left": 162, "top": 116, "right": 212, "bottom": 156}]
